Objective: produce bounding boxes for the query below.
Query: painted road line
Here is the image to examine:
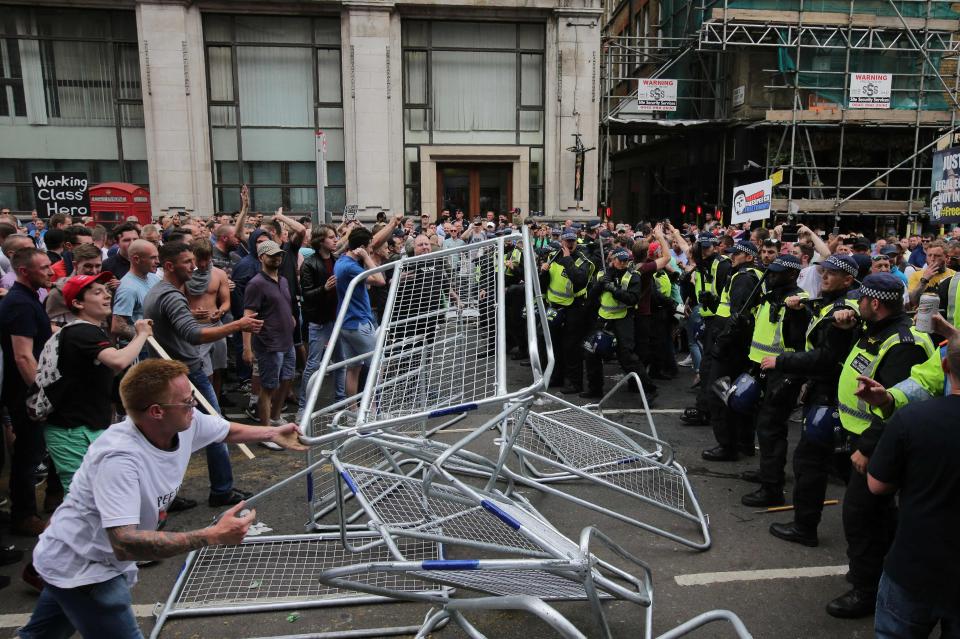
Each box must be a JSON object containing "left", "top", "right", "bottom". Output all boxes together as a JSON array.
[
  {"left": 675, "top": 565, "right": 847, "bottom": 586},
  {"left": 0, "top": 604, "right": 158, "bottom": 629}
]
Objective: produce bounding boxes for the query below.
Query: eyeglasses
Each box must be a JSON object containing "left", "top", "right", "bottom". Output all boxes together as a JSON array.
[
  {"left": 141, "top": 397, "right": 198, "bottom": 411},
  {"left": 871, "top": 255, "right": 890, "bottom": 262}
]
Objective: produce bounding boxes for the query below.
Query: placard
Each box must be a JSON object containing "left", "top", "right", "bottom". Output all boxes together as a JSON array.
[
  {"left": 636, "top": 79, "right": 677, "bottom": 112},
  {"left": 849, "top": 73, "right": 891, "bottom": 109},
  {"left": 32, "top": 172, "right": 90, "bottom": 217},
  {"left": 731, "top": 179, "right": 773, "bottom": 224},
  {"left": 930, "top": 146, "right": 960, "bottom": 223}
]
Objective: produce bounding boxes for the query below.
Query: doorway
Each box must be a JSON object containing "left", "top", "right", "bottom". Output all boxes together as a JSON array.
[{"left": 437, "top": 163, "right": 512, "bottom": 217}]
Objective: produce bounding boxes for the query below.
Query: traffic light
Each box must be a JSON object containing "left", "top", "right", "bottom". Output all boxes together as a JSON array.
[
  {"left": 605, "top": 206, "right": 613, "bottom": 218},
  {"left": 696, "top": 205, "right": 702, "bottom": 216},
  {"left": 680, "top": 204, "right": 687, "bottom": 215}
]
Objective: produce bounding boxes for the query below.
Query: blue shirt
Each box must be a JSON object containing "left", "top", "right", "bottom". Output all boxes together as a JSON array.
[
  {"left": 334, "top": 254, "right": 374, "bottom": 330},
  {"left": 113, "top": 271, "right": 161, "bottom": 322},
  {"left": 890, "top": 266, "right": 908, "bottom": 285}
]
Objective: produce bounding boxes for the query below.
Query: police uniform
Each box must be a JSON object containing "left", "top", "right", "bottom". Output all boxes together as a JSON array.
[
  {"left": 741, "top": 255, "right": 811, "bottom": 506},
  {"left": 828, "top": 273, "right": 936, "bottom": 618},
  {"left": 582, "top": 248, "right": 650, "bottom": 397},
  {"left": 682, "top": 233, "right": 731, "bottom": 425},
  {"left": 540, "top": 229, "right": 595, "bottom": 392},
  {"left": 701, "top": 241, "right": 764, "bottom": 459},
  {"left": 767, "top": 255, "right": 861, "bottom": 545},
  {"left": 502, "top": 235, "right": 526, "bottom": 358}
]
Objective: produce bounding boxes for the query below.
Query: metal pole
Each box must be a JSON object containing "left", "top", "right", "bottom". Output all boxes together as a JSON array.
[{"left": 315, "top": 130, "right": 329, "bottom": 225}]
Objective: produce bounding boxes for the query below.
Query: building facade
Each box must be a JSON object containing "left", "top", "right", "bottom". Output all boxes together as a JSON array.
[
  {"left": 600, "top": 0, "right": 960, "bottom": 233},
  {"left": 0, "top": 0, "right": 602, "bottom": 221}
]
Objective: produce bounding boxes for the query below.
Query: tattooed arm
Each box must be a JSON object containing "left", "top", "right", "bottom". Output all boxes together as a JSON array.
[{"left": 106, "top": 502, "right": 255, "bottom": 561}]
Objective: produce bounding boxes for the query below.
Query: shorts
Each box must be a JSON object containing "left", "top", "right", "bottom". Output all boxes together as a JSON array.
[
  {"left": 340, "top": 320, "right": 378, "bottom": 365},
  {"left": 198, "top": 337, "right": 228, "bottom": 377},
  {"left": 255, "top": 345, "right": 296, "bottom": 390},
  {"left": 45, "top": 424, "right": 105, "bottom": 493}
]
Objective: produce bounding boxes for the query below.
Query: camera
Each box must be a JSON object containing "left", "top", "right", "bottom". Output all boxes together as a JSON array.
[{"left": 781, "top": 224, "right": 799, "bottom": 243}]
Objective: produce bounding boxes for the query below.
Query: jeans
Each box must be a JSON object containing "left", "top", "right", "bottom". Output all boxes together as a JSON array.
[
  {"left": 18, "top": 575, "right": 143, "bottom": 639},
  {"left": 299, "top": 321, "right": 346, "bottom": 412},
  {"left": 187, "top": 369, "right": 234, "bottom": 497},
  {"left": 875, "top": 573, "right": 960, "bottom": 639}
]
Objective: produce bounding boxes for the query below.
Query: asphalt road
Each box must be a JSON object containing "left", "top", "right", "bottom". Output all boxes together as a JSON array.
[{"left": 0, "top": 358, "right": 875, "bottom": 638}]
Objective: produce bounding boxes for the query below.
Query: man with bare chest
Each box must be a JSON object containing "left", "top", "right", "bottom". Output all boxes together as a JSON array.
[{"left": 187, "top": 240, "right": 232, "bottom": 403}]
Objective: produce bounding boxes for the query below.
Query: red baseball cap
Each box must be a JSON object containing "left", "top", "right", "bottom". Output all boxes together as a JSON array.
[
  {"left": 647, "top": 242, "right": 661, "bottom": 258},
  {"left": 62, "top": 272, "right": 114, "bottom": 310}
]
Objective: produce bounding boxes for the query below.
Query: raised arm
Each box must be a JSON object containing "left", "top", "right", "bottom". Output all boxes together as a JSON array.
[
  {"left": 798, "top": 224, "right": 830, "bottom": 259},
  {"left": 372, "top": 213, "right": 403, "bottom": 250},
  {"left": 234, "top": 185, "right": 251, "bottom": 245}
]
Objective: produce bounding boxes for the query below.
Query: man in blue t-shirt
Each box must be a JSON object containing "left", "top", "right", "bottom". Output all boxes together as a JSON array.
[{"left": 334, "top": 227, "right": 385, "bottom": 399}]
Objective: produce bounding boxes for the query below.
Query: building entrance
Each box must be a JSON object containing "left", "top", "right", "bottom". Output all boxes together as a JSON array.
[{"left": 437, "top": 163, "right": 512, "bottom": 216}]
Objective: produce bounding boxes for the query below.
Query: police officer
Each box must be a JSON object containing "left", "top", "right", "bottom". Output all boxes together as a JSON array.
[
  {"left": 582, "top": 248, "right": 665, "bottom": 398},
  {"left": 701, "top": 240, "right": 764, "bottom": 460},
  {"left": 737, "top": 255, "right": 809, "bottom": 506},
  {"left": 540, "top": 228, "right": 595, "bottom": 393},
  {"left": 580, "top": 219, "right": 605, "bottom": 273},
  {"left": 681, "top": 233, "right": 731, "bottom": 425},
  {"left": 765, "top": 255, "right": 860, "bottom": 546},
  {"left": 502, "top": 232, "right": 526, "bottom": 359},
  {"left": 824, "top": 273, "right": 936, "bottom": 619}
]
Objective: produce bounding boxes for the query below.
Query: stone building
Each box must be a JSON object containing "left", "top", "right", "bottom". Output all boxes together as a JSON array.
[{"left": 0, "top": 0, "right": 602, "bottom": 222}]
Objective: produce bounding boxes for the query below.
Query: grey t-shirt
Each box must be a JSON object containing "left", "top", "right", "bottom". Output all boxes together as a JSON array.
[{"left": 143, "top": 280, "right": 204, "bottom": 373}]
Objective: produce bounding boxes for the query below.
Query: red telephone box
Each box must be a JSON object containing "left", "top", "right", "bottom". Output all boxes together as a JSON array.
[{"left": 88, "top": 183, "right": 151, "bottom": 228}]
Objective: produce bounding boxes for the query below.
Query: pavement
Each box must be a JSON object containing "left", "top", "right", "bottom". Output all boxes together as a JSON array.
[{"left": 0, "top": 358, "right": 876, "bottom": 638}]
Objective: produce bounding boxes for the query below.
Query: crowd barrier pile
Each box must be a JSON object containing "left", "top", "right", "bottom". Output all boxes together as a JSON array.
[{"left": 150, "top": 228, "right": 751, "bottom": 639}]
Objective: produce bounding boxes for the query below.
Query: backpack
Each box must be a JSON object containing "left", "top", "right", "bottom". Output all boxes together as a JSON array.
[{"left": 26, "top": 320, "right": 92, "bottom": 421}]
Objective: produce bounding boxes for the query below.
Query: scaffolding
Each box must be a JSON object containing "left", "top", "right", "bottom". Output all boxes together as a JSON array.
[{"left": 600, "top": 0, "right": 960, "bottom": 226}]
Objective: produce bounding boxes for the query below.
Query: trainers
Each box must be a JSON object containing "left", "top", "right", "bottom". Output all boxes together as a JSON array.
[
  {"left": 677, "top": 355, "right": 693, "bottom": 367},
  {"left": 167, "top": 496, "right": 198, "bottom": 513},
  {"left": 0, "top": 545, "right": 24, "bottom": 566},
  {"left": 244, "top": 404, "right": 260, "bottom": 421},
  {"left": 259, "top": 424, "right": 283, "bottom": 450},
  {"left": 208, "top": 488, "right": 253, "bottom": 508}
]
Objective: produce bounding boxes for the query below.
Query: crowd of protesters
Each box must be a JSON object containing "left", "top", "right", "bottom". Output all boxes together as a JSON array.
[{"left": 0, "top": 193, "right": 957, "bottom": 638}]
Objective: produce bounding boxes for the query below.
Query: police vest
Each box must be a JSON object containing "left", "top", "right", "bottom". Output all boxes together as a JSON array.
[
  {"left": 692, "top": 256, "right": 725, "bottom": 318},
  {"left": 546, "top": 252, "right": 592, "bottom": 306},
  {"left": 504, "top": 247, "right": 522, "bottom": 277},
  {"left": 947, "top": 274, "right": 960, "bottom": 328},
  {"left": 883, "top": 339, "right": 947, "bottom": 414},
  {"left": 804, "top": 296, "right": 859, "bottom": 351},
  {"left": 653, "top": 270, "right": 672, "bottom": 298},
  {"left": 716, "top": 266, "right": 762, "bottom": 318},
  {"left": 748, "top": 290, "right": 809, "bottom": 363},
  {"left": 837, "top": 325, "right": 936, "bottom": 434},
  {"left": 598, "top": 270, "right": 635, "bottom": 320}
]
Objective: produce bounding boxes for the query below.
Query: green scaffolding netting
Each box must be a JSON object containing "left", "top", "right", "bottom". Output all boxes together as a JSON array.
[
  {"left": 659, "top": 0, "right": 960, "bottom": 41},
  {"left": 777, "top": 45, "right": 952, "bottom": 109}
]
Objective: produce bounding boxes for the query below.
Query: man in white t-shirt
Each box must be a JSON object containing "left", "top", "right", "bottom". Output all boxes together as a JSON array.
[{"left": 18, "top": 359, "right": 306, "bottom": 639}]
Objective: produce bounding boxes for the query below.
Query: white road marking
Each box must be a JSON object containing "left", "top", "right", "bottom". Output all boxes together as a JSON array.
[
  {"left": 675, "top": 565, "right": 847, "bottom": 586},
  {"left": 0, "top": 604, "right": 158, "bottom": 628}
]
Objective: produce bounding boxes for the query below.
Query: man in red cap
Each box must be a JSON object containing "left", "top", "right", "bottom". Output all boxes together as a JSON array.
[{"left": 45, "top": 272, "right": 153, "bottom": 491}]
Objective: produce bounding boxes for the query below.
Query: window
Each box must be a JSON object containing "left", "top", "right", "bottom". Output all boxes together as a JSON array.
[
  {"left": 401, "top": 20, "right": 545, "bottom": 212},
  {"left": 0, "top": 8, "right": 146, "bottom": 211},
  {"left": 204, "top": 15, "right": 345, "bottom": 214}
]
